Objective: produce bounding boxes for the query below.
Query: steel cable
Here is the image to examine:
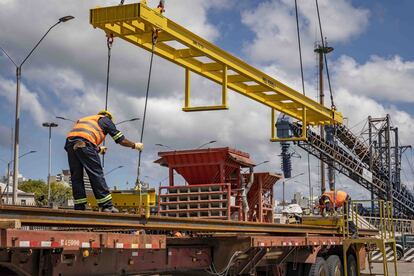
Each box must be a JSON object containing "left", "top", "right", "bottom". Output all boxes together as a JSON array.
[
  {"left": 315, "top": 0, "right": 335, "bottom": 109},
  {"left": 136, "top": 35, "right": 157, "bottom": 185}
]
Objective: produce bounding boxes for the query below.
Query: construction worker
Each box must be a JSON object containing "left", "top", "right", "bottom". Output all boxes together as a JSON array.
[
  {"left": 319, "top": 190, "right": 358, "bottom": 237},
  {"left": 65, "top": 110, "right": 143, "bottom": 213},
  {"left": 318, "top": 190, "right": 349, "bottom": 216}
]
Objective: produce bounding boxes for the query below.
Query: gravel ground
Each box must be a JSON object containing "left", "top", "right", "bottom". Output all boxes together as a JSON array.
[{"left": 361, "top": 261, "right": 414, "bottom": 276}]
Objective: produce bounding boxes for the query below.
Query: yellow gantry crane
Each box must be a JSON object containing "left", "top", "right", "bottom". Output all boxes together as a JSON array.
[{"left": 90, "top": 1, "right": 343, "bottom": 141}]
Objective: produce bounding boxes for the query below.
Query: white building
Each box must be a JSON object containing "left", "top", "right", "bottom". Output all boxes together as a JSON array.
[
  {"left": 0, "top": 182, "right": 36, "bottom": 205},
  {"left": 56, "top": 169, "right": 92, "bottom": 192}
]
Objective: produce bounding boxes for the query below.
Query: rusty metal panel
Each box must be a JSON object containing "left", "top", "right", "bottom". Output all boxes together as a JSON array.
[
  {"left": 0, "top": 247, "right": 210, "bottom": 275},
  {"left": 156, "top": 147, "right": 254, "bottom": 184},
  {"left": 104, "top": 232, "right": 165, "bottom": 249},
  {"left": 250, "top": 236, "right": 343, "bottom": 248},
  {"left": 0, "top": 229, "right": 165, "bottom": 250},
  {"left": 167, "top": 247, "right": 211, "bottom": 270}
]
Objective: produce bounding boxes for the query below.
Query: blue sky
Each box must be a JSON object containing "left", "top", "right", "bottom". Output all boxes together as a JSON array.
[{"left": 1, "top": 0, "right": 414, "bottom": 200}]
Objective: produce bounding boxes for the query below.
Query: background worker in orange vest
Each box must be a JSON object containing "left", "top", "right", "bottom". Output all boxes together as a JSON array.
[
  {"left": 318, "top": 190, "right": 349, "bottom": 216},
  {"left": 319, "top": 190, "right": 358, "bottom": 237},
  {"left": 65, "top": 110, "right": 144, "bottom": 213}
]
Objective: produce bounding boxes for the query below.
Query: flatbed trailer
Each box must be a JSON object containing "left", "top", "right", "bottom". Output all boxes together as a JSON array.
[{"left": 0, "top": 205, "right": 397, "bottom": 276}]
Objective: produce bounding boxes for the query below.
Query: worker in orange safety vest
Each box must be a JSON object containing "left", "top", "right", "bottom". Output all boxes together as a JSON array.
[
  {"left": 319, "top": 190, "right": 349, "bottom": 216},
  {"left": 65, "top": 110, "right": 143, "bottom": 213},
  {"left": 318, "top": 190, "right": 358, "bottom": 237}
]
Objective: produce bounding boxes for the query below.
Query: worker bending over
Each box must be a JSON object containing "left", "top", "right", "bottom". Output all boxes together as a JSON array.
[
  {"left": 319, "top": 190, "right": 357, "bottom": 237},
  {"left": 319, "top": 190, "right": 349, "bottom": 216},
  {"left": 65, "top": 110, "right": 143, "bottom": 213}
]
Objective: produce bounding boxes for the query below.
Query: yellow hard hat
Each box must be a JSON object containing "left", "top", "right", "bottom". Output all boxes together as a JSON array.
[{"left": 98, "top": 110, "right": 113, "bottom": 121}]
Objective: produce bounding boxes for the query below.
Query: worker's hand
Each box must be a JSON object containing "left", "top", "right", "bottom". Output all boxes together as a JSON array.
[
  {"left": 133, "top": 142, "right": 144, "bottom": 151},
  {"left": 98, "top": 146, "right": 107, "bottom": 155}
]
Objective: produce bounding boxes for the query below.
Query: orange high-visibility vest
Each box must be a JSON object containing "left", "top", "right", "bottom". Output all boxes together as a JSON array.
[
  {"left": 67, "top": 115, "right": 106, "bottom": 146},
  {"left": 322, "top": 191, "right": 348, "bottom": 208}
]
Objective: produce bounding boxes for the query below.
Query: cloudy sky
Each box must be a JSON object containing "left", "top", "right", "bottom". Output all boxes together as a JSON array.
[{"left": 1, "top": 0, "right": 414, "bottom": 201}]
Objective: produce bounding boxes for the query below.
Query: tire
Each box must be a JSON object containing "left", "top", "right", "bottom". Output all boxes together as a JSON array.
[
  {"left": 287, "top": 263, "right": 306, "bottom": 276},
  {"left": 326, "top": 255, "right": 343, "bottom": 276},
  {"left": 308, "top": 257, "right": 329, "bottom": 276},
  {"left": 396, "top": 249, "right": 403, "bottom": 261},
  {"left": 346, "top": 255, "right": 357, "bottom": 276}
]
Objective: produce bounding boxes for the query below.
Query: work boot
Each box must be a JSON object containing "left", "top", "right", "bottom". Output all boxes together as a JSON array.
[
  {"left": 74, "top": 204, "right": 86, "bottom": 211},
  {"left": 101, "top": 206, "right": 119, "bottom": 213}
]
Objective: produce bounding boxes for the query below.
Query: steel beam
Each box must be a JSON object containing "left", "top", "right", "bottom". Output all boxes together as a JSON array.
[
  {"left": 89, "top": 3, "right": 343, "bottom": 127},
  {"left": 0, "top": 206, "right": 377, "bottom": 236}
]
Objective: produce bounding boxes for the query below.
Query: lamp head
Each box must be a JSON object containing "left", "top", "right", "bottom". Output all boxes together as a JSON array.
[{"left": 59, "top": 15, "right": 75, "bottom": 23}]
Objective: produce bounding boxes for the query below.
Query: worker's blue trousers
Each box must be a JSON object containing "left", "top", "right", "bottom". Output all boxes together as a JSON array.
[{"left": 65, "top": 139, "right": 112, "bottom": 210}]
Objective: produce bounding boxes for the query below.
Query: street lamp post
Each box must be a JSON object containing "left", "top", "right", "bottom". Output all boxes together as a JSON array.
[
  {"left": 0, "top": 150, "right": 36, "bottom": 204},
  {"left": 57, "top": 116, "right": 140, "bottom": 126},
  {"left": 0, "top": 15, "right": 75, "bottom": 205},
  {"left": 42, "top": 122, "right": 58, "bottom": 203},
  {"left": 197, "top": 140, "right": 217, "bottom": 149},
  {"left": 155, "top": 143, "right": 176, "bottom": 150},
  {"left": 116, "top": 118, "right": 140, "bottom": 126},
  {"left": 255, "top": 160, "right": 269, "bottom": 167},
  {"left": 56, "top": 116, "right": 75, "bottom": 123},
  {"left": 104, "top": 165, "right": 124, "bottom": 176},
  {"left": 282, "top": 172, "right": 305, "bottom": 210}
]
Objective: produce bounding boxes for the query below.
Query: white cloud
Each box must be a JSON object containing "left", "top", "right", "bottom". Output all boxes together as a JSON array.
[
  {"left": 241, "top": 0, "right": 369, "bottom": 69},
  {"left": 334, "top": 55, "right": 414, "bottom": 103},
  {"left": 0, "top": 76, "right": 49, "bottom": 124}
]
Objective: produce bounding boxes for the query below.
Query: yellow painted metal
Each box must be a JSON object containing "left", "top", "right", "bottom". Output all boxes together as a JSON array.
[
  {"left": 342, "top": 200, "right": 398, "bottom": 276},
  {"left": 87, "top": 189, "right": 156, "bottom": 218},
  {"left": 301, "top": 216, "right": 344, "bottom": 227},
  {"left": 89, "top": 2, "right": 343, "bottom": 135},
  {"left": 182, "top": 65, "right": 228, "bottom": 112},
  {"left": 271, "top": 109, "right": 276, "bottom": 140},
  {"left": 184, "top": 68, "right": 190, "bottom": 108}
]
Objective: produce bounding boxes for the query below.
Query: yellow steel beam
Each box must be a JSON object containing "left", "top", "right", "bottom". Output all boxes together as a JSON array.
[{"left": 90, "top": 2, "right": 343, "bottom": 127}]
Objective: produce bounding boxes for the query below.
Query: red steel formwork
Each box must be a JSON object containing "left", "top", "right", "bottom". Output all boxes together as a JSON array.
[
  {"left": 245, "top": 172, "right": 281, "bottom": 223},
  {"left": 156, "top": 148, "right": 280, "bottom": 222},
  {"left": 155, "top": 147, "right": 255, "bottom": 186},
  {"left": 156, "top": 148, "right": 255, "bottom": 221}
]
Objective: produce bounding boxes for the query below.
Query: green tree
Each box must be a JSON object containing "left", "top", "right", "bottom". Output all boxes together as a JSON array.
[{"left": 19, "top": 179, "right": 72, "bottom": 206}]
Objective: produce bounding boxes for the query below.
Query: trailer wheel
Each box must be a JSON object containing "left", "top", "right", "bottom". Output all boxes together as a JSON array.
[
  {"left": 326, "top": 255, "right": 343, "bottom": 276},
  {"left": 396, "top": 248, "right": 403, "bottom": 261},
  {"left": 308, "top": 257, "right": 328, "bottom": 276},
  {"left": 346, "top": 255, "right": 357, "bottom": 276},
  {"left": 286, "top": 263, "right": 306, "bottom": 276}
]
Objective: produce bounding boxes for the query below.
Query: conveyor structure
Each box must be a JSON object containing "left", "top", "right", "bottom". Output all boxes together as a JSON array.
[{"left": 289, "top": 122, "right": 414, "bottom": 219}]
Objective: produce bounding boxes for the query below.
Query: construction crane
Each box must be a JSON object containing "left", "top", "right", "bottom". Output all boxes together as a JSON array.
[
  {"left": 89, "top": 1, "right": 342, "bottom": 144},
  {"left": 89, "top": 2, "right": 414, "bottom": 219}
]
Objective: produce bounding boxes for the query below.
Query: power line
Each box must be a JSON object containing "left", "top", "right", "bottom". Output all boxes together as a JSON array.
[
  {"left": 294, "top": 0, "right": 306, "bottom": 96},
  {"left": 315, "top": 0, "right": 335, "bottom": 108}
]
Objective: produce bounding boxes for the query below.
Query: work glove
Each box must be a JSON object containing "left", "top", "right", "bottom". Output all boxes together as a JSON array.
[
  {"left": 98, "top": 146, "right": 107, "bottom": 155},
  {"left": 133, "top": 142, "right": 144, "bottom": 151}
]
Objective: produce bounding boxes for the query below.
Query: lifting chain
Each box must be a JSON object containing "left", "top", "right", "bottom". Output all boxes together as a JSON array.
[{"left": 102, "top": 34, "right": 115, "bottom": 167}]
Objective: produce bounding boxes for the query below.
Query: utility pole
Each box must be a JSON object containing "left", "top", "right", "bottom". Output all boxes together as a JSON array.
[
  {"left": 1, "top": 15, "right": 75, "bottom": 205},
  {"left": 314, "top": 42, "right": 333, "bottom": 194}
]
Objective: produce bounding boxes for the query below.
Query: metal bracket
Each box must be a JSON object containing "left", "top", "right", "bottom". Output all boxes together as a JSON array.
[
  {"left": 270, "top": 108, "right": 308, "bottom": 142},
  {"left": 182, "top": 67, "right": 229, "bottom": 112}
]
